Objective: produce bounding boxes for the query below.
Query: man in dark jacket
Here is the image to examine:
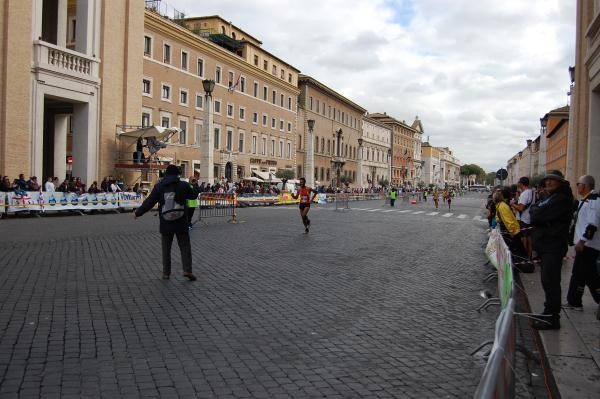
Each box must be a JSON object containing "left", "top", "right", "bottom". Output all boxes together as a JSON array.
[
  {"left": 134, "top": 165, "right": 197, "bottom": 281},
  {"left": 529, "top": 170, "right": 575, "bottom": 329}
]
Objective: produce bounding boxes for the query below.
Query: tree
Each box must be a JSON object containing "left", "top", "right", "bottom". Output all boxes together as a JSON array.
[
  {"left": 276, "top": 169, "right": 295, "bottom": 180},
  {"left": 484, "top": 172, "right": 496, "bottom": 186},
  {"left": 460, "top": 164, "right": 485, "bottom": 183}
]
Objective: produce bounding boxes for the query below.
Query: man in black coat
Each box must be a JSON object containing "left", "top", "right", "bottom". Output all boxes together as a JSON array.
[
  {"left": 134, "top": 165, "right": 197, "bottom": 281},
  {"left": 529, "top": 170, "right": 575, "bottom": 329}
]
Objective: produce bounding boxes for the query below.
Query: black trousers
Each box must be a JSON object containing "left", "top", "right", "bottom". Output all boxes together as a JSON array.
[
  {"left": 566, "top": 246, "right": 600, "bottom": 307},
  {"left": 539, "top": 246, "right": 567, "bottom": 317},
  {"left": 161, "top": 231, "right": 192, "bottom": 275}
]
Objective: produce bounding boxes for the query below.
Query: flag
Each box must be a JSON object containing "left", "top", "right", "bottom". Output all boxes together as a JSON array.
[{"left": 228, "top": 73, "right": 241, "bottom": 92}]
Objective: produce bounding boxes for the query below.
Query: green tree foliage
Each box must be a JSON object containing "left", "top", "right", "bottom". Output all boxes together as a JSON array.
[
  {"left": 484, "top": 172, "right": 496, "bottom": 185},
  {"left": 275, "top": 169, "right": 295, "bottom": 180},
  {"left": 460, "top": 164, "right": 485, "bottom": 178}
]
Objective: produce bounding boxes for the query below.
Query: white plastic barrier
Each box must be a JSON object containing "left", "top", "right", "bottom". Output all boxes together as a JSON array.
[{"left": 3, "top": 191, "right": 143, "bottom": 214}]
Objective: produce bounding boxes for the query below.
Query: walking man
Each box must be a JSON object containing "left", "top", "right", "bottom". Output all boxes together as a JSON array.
[
  {"left": 389, "top": 188, "right": 397, "bottom": 207},
  {"left": 565, "top": 175, "right": 600, "bottom": 319},
  {"left": 529, "top": 170, "right": 575, "bottom": 329},
  {"left": 291, "top": 177, "right": 317, "bottom": 233},
  {"left": 134, "top": 165, "right": 197, "bottom": 281}
]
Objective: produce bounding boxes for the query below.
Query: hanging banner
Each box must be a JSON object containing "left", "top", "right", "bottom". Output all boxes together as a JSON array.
[
  {"left": 0, "top": 192, "right": 5, "bottom": 214},
  {"left": 118, "top": 192, "right": 144, "bottom": 209},
  {"left": 4, "top": 191, "right": 140, "bottom": 213}
]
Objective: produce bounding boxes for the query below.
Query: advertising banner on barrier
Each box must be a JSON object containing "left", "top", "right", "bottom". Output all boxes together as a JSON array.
[
  {"left": 485, "top": 228, "right": 514, "bottom": 308},
  {"left": 0, "top": 192, "right": 5, "bottom": 213},
  {"left": 4, "top": 191, "right": 140, "bottom": 213}
]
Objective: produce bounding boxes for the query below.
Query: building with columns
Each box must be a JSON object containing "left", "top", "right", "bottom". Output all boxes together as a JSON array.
[
  {"left": 569, "top": 1, "right": 600, "bottom": 186},
  {"left": 438, "top": 147, "right": 461, "bottom": 187},
  {"left": 358, "top": 117, "right": 391, "bottom": 188},
  {"left": 0, "top": 0, "right": 143, "bottom": 185},
  {"left": 367, "top": 113, "right": 423, "bottom": 187},
  {"left": 297, "top": 75, "right": 366, "bottom": 189}
]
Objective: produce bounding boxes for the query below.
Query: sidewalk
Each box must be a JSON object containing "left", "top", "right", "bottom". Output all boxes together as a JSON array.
[{"left": 520, "top": 248, "right": 600, "bottom": 398}]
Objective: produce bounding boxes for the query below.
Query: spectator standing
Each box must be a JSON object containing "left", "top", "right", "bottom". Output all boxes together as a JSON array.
[
  {"left": 511, "top": 177, "right": 535, "bottom": 259},
  {"left": 15, "top": 174, "right": 27, "bottom": 190},
  {"left": 529, "top": 170, "right": 575, "bottom": 330},
  {"left": 564, "top": 175, "right": 600, "bottom": 319},
  {"left": 186, "top": 178, "right": 200, "bottom": 229},
  {"left": 134, "top": 165, "right": 197, "bottom": 281},
  {"left": 0, "top": 176, "right": 12, "bottom": 191},
  {"left": 44, "top": 177, "right": 55, "bottom": 192}
]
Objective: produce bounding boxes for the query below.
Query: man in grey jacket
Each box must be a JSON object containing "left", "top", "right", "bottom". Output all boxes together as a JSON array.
[{"left": 134, "top": 165, "right": 197, "bottom": 281}]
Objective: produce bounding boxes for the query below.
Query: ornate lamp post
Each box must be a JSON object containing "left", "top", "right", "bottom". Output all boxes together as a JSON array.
[
  {"left": 199, "top": 79, "right": 215, "bottom": 184},
  {"left": 387, "top": 148, "right": 392, "bottom": 186}
]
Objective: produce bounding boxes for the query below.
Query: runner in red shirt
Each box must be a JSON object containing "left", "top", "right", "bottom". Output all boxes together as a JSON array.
[{"left": 291, "top": 177, "right": 317, "bottom": 233}]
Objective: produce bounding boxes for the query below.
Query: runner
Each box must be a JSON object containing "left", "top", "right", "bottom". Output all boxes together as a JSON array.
[
  {"left": 291, "top": 177, "right": 317, "bottom": 233},
  {"left": 447, "top": 190, "right": 452, "bottom": 210},
  {"left": 433, "top": 189, "right": 439, "bottom": 209}
]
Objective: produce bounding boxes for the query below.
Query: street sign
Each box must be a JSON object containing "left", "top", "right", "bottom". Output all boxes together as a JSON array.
[{"left": 496, "top": 168, "right": 508, "bottom": 181}]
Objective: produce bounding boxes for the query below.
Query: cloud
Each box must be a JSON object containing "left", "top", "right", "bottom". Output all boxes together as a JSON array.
[{"left": 168, "top": 0, "right": 575, "bottom": 172}]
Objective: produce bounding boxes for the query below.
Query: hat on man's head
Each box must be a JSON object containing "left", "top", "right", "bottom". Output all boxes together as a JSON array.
[
  {"left": 165, "top": 164, "right": 181, "bottom": 176},
  {"left": 542, "top": 169, "right": 565, "bottom": 182},
  {"left": 518, "top": 176, "right": 529, "bottom": 185}
]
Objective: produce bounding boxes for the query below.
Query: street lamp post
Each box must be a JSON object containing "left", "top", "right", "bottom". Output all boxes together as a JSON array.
[
  {"left": 199, "top": 79, "right": 215, "bottom": 184},
  {"left": 330, "top": 128, "right": 345, "bottom": 190},
  {"left": 357, "top": 138, "right": 363, "bottom": 189},
  {"left": 387, "top": 148, "right": 392, "bottom": 186},
  {"left": 306, "top": 119, "right": 315, "bottom": 187}
]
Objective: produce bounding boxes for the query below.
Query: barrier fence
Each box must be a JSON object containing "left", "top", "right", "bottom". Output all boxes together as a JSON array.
[
  {"left": 473, "top": 228, "right": 516, "bottom": 398},
  {"left": 196, "top": 193, "right": 237, "bottom": 223},
  {"left": 0, "top": 191, "right": 143, "bottom": 214}
]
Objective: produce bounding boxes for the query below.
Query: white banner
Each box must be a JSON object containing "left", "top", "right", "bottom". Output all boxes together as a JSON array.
[
  {"left": 0, "top": 192, "right": 6, "bottom": 213},
  {"left": 4, "top": 191, "right": 141, "bottom": 213}
]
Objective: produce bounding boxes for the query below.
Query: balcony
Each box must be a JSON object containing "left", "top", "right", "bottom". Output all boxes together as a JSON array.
[{"left": 33, "top": 40, "right": 100, "bottom": 84}]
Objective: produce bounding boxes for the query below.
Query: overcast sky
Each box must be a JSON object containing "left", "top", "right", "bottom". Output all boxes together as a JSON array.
[{"left": 166, "top": 0, "right": 575, "bottom": 172}]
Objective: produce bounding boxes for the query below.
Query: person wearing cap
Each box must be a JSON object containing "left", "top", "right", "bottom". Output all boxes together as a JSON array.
[
  {"left": 529, "top": 170, "right": 575, "bottom": 330},
  {"left": 564, "top": 175, "right": 600, "bottom": 318},
  {"left": 134, "top": 164, "right": 197, "bottom": 281},
  {"left": 511, "top": 176, "right": 535, "bottom": 259}
]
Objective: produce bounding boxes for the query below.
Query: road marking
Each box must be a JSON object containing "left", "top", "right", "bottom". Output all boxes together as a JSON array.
[
  {"left": 412, "top": 211, "right": 425, "bottom": 214},
  {"left": 398, "top": 210, "right": 412, "bottom": 213},
  {"left": 457, "top": 214, "right": 468, "bottom": 219},
  {"left": 383, "top": 210, "right": 396, "bottom": 213},
  {"left": 426, "top": 212, "right": 439, "bottom": 216},
  {"left": 368, "top": 209, "right": 381, "bottom": 212},
  {"left": 442, "top": 213, "right": 454, "bottom": 217}
]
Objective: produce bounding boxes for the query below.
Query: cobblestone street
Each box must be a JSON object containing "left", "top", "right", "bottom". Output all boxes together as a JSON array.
[{"left": 0, "top": 197, "right": 499, "bottom": 398}]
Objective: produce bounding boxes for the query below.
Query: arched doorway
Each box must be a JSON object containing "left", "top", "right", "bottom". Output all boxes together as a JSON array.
[{"left": 225, "top": 162, "right": 233, "bottom": 182}]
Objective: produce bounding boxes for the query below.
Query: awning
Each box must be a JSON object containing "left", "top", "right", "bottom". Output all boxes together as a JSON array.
[
  {"left": 242, "top": 176, "right": 263, "bottom": 182},
  {"left": 119, "top": 125, "right": 179, "bottom": 140},
  {"left": 252, "top": 170, "right": 282, "bottom": 184}
]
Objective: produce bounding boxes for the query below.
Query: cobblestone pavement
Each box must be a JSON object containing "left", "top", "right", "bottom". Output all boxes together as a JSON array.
[{"left": 0, "top": 196, "right": 500, "bottom": 398}]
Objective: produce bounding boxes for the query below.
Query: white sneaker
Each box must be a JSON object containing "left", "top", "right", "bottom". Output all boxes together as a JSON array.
[{"left": 562, "top": 302, "right": 583, "bottom": 311}]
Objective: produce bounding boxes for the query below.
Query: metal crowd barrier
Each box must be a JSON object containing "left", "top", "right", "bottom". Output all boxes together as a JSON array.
[
  {"left": 196, "top": 193, "right": 237, "bottom": 223},
  {"left": 333, "top": 193, "right": 350, "bottom": 210},
  {"left": 473, "top": 228, "right": 517, "bottom": 398}
]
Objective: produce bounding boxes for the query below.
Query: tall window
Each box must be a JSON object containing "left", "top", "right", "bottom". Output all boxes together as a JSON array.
[
  {"left": 288, "top": 97, "right": 292, "bottom": 110},
  {"left": 215, "top": 66, "right": 221, "bottom": 83},
  {"left": 227, "top": 104, "right": 233, "bottom": 117},
  {"left": 163, "top": 43, "right": 171, "bottom": 63},
  {"left": 239, "top": 107, "right": 245, "bottom": 120},
  {"left": 144, "top": 36, "right": 152, "bottom": 56},
  {"left": 279, "top": 141, "right": 284, "bottom": 158},
  {"left": 261, "top": 137, "right": 266, "bottom": 155},
  {"left": 161, "top": 84, "right": 171, "bottom": 100},
  {"left": 272, "top": 90, "right": 276, "bottom": 104},
  {"left": 142, "top": 79, "right": 151, "bottom": 95},
  {"left": 197, "top": 58, "right": 204, "bottom": 77},
  {"left": 141, "top": 113, "right": 150, "bottom": 127},
  {"left": 280, "top": 94, "right": 284, "bottom": 107},
  {"left": 271, "top": 139, "right": 275, "bottom": 156},
  {"left": 214, "top": 100, "right": 221, "bottom": 113},
  {"left": 179, "top": 120, "right": 187, "bottom": 144},
  {"left": 240, "top": 77, "right": 245, "bottom": 93},
  {"left": 181, "top": 51, "right": 188, "bottom": 70},
  {"left": 226, "top": 129, "right": 233, "bottom": 151},
  {"left": 287, "top": 143, "right": 291, "bottom": 158},
  {"left": 214, "top": 127, "right": 220, "bottom": 149},
  {"left": 252, "top": 136, "right": 257, "bottom": 153},
  {"left": 254, "top": 55, "right": 259, "bottom": 66},
  {"left": 195, "top": 94, "right": 203, "bottom": 109},
  {"left": 238, "top": 132, "right": 244, "bottom": 153},
  {"left": 253, "top": 82, "right": 258, "bottom": 97},
  {"left": 179, "top": 90, "right": 188, "bottom": 105},
  {"left": 253, "top": 112, "right": 258, "bottom": 124},
  {"left": 161, "top": 116, "right": 170, "bottom": 128},
  {"left": 263, "top": 87, "right": 268, "bottom": 101},
  {"left": 195, "top": 123, "right": 202, "bottom": 145}
]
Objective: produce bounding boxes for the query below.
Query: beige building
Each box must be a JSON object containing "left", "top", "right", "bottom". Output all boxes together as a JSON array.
[
  {"left": 368, "top": 113, "right": 423, "bottom": 187},
  {"left": 569, "top": 1, "right": 600, "bottom": 185},
  {"left": 141, "top": 11, "right": 300, "bottom": 184},
  {"left": 421, "top": 142, "right": 441, "bottom": 187},
  {"left": 438, "top": 147, "right": 461, "bottom": 187},
  {"left": 297, "top": 75, "right": 366, "bottom": 188},
  {"left": 0, "top": 0, "right": 144, "bottom": 185},
  {"left": 359, "top": 117, "right": 392, "bottom": 188}
]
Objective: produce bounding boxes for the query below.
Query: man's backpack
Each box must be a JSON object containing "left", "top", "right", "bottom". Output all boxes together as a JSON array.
[{"left": 160, "top": 182, "right": 185, "bottom": 221}]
